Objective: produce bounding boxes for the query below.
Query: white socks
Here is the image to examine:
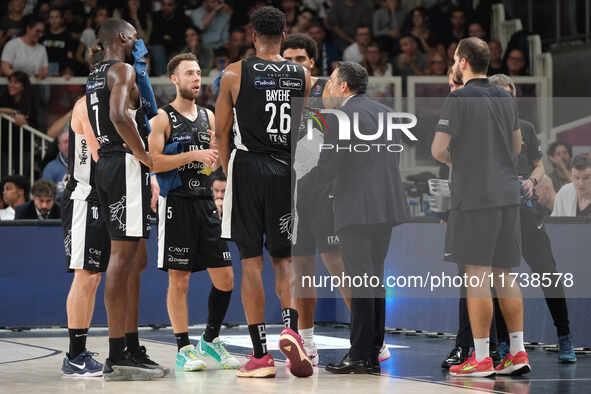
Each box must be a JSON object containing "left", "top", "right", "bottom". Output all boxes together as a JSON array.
[
  {"left": 509, "top": 331, "right": 525, "bottom": 355},
  {"left": 300, "top": 327, "right": 314, "bottom": 349},
  {"left": 474, "top": 337, "right": 490, "bottom": 362}
]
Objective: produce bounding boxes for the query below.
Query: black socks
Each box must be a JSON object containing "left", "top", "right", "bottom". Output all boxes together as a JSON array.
[
  {"left": 175, "top": 332, "right": 190, "bottom": 351},
  {"left": 68, "top": 328, "right": 88, "bottom": 359},
  {"left": 204, "top": 287, "right": 232, "bottom": 342},
  {"left": 282, "top": 308, "right": 299, "bottom": 333},
  {"left": 248, "top": 323, "right": 267, "bottom": 358},
  {"left": 125, "top": 332, "right": 140, "bottom": 354}
]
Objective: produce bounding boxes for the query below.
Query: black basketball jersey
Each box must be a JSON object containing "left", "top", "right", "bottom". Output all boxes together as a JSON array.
[
  {"left": 86, "top": 60, "right": 147, "bottom": 155},
  {"left": 163, "top": 104, "right": 213, "bottom": 198},
  {"left": 64, "top": 125, "right": 94, "bottom": 200},
  {"left": 233, "top": 57, "right": 306, "bottom": 159}
]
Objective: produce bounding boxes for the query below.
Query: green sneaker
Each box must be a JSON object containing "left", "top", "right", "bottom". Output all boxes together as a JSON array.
[
  {"left": 198, "top": 334, "right": 241, "bottom": 369},
  {"left": 175, "top": 344, "right": 206, "bottom": 372}
]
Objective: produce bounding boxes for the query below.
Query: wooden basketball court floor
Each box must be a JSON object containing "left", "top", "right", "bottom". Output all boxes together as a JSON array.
[{"left": 1, "top": 325, "right": 589, "bottom": 394}]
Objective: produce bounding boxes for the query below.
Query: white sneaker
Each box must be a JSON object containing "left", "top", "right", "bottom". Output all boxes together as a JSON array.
[
  {"left": 378, "top": 344, "right": 390, "bottom": 362},
  {"left": 304, "top": 342, "right": 319, "bottom": 366}
]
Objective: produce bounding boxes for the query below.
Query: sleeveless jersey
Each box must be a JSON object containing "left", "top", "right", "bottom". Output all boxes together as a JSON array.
[
  {"left": 163, "top": 104, "right": 213, "bottom": 198},
  {"left": 64, "top": 125, "right": 94, "bottom": 200},
  {"left": 86, "top": 60, "right": 148, "bottom": 155},
  {"left": 233, "top": 57, "right": 306, "bottom": 160}
]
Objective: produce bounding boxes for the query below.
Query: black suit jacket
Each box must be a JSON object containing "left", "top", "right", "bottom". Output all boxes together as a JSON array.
[
  {"left": 307, "top": 94, "right": 409, "bottom": 232},
  {"left": 14, "top": 200, "right": 61, "bottom": 220}
]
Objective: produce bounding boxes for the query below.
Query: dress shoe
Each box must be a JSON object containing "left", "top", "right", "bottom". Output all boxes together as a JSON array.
[
  {"left": 441, "top": 345, "right": 470, "bottom": 369},
  {"left": 326, "top": 352, "right": 370, "bottom": 374}
]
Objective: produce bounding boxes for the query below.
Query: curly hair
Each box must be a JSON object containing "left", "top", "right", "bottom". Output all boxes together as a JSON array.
[
  {"left": 250, "top": 6, "right": 286, "bottom": 37},
  {"left": 281, "top": 33, "right": 317, "bottom": 60}
]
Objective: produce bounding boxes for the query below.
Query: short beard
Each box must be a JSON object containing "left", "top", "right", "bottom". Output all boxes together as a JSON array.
[
  {"left": 179, "top": 87, "right": 197, "bottom": 101},
  {"left": 453, "top": 67, "right": 463, "bottom": 85}
]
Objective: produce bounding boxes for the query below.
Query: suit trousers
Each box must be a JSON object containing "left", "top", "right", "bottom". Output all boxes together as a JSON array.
[{"left": 338, "top": 223, "right": 392, "bottom": 363}]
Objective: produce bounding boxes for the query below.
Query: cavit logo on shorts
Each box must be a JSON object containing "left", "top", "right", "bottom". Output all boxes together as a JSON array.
[
  {"left": 279, "top": 78, "right": 303, "bottom": 90},
  {"left": 254, "top": 77, "right": 276, "bottom": 89}
]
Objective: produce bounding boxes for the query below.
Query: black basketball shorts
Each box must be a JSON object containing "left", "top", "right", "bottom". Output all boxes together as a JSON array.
[
  {"left": 62, "top": 191, "right": 111, "bottom": 273},
  {"left": 158, "top": 194, "right": 232, "bottom": 271},
  {"left": 221, "top": 149, "right": 292, "bottom": 259},
  {"left": 95, "top": 152, "right": 152, "bottom": 241}
]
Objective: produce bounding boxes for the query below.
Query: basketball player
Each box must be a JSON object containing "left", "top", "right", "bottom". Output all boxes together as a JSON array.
[
  {"left": 60, "top": 95, "right": 107, "bottom": 377},
  {"left": 86, "top": 19, "right": 164, "bottom": 380},
  {"left": 149, "top": 52, "right": 239, "bottom": 372},
  {"left": 281, "top": 33, "right": 391, "bottom": 365},
  {"left": 215, "top": 6, "right": 313, "bottom": 378}
]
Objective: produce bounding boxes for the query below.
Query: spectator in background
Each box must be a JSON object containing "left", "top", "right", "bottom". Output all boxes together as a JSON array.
[
  {"left": 224, "top": 27, "right": 245, "bottom": 62},
  {"left": 372, "top": 0, "right": 404, "bottom": 54},
  {"left": 290, "top": 8, "right": 316, "bottom": 34},
  {"left": 0, "top": 174, "right": 28, "bottom": 220},
  {"left": 191, "top": 0, "right": 232, "bottom": 49},
  {"left": 42, "top": 129, "right": 68, "bottom": 199},
  {"left": 536, "top": 175, "right": 556, "bottom": 215},
  {"left": 41, "top": 8, "right": 76, "bottom": 77},
  {"left": 404, "top": 7, "right": 444, "bottom": 55},
  {"left": 308, "top": 23, "right": 340, "bottom": 76},
  {"left": 343, "top": 26, "right": 371, "bottom": 64},
  {"left": 547, "top": 141, "right": 573, "bottom": 192},
  {"left": 552, "top": 154, "right": 591, "bottom": 217},
  {"left": 449, "top": 8, "right": 467, "bottom": 43},
  {"left": 75, "top": 5, "right": 109, "bottom": 68},
  {"left": 427, "top": 0, "right": 455, "bottom": 40},
  {"left": 1, "top": 18, "right": 48, "bottom": 79},
  {"left": 302, "top": 0, "right": 332, "bottom": 21},
  {"left": 15, "top": 179, "right": 61, "bottom": 219},
  {"left": 211, "top": 170, "right": 226, "bottom": 218},
  {"left": 504, "top": 48, "right": 528, "bottom": 76},
  {"left": 487, "top": 40, "right": 503, "bottom": 75},
  {"left": 426, "top": 51, "right": 447, "bottom": 75},
  {"left": 114, "top": 0, "right": 153, "bottom": 43},
  {"left": 281, "top": 0, "right": 300, "bottom": 31},
  {"left": 393, "top": 34, "right": 427, "bottom": 76},
  {"left": 447, "top": 41, "right": 458, "bottom": 67},
  {"left": 327, "top": 0, "right": 374, "bottom": 52},
  {"left": 468, "top": 21, "right": 487, "bottom": 40},
  {"left": 362, "top": 42, "right": 393, "bottom": 98},
  {"left": 242, "top": 22, "right": 254, "bottom": 47},
  {"left": 0, "top": 71, "right": 35, "bottom": 127},
  {"left": 0, "top": 0, "right": 27, "bottom": 50},
  {"left": 151, "top": 0, "right": 192, "bottom": 75},
  {"left": 182, "top": 25, "right": 213, "bottom": 76},
  {"left": 62, "top": 3, "right": 86, "bottom": 41}
]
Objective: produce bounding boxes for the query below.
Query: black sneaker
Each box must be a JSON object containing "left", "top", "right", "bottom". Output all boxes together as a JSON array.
[
  {"left": 441, "top": 345, "right": 470, "bottom": 369},
  {"left": 129, "top": 346, "right": 169, "bottom": 377},
  {"left": 103, "top": 353, "right": 164, "bottom": 381}
]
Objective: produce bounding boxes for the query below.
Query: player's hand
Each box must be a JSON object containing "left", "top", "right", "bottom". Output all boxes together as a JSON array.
[
  {"left": 522, "top": 178, "right": 534, "bottom": 199},
  {"left": 192, "top": 149, "right": 218, "bottom": 168},
  {"left": 13, "top": 113, "right": 28, "bottom": 126},
  {"left": 207, "top": 129, "right": 217, "bottom": 150},
  {"left": 137, "top": 151, "right": 153, "bottom": 170},
  {"left": 150, "top": 175, "right": 159, "bottom": 213}
]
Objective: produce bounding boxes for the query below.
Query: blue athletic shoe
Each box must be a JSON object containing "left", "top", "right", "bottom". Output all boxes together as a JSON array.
[
  {"left": 497, "top": 341, "right": 509, "bottom": 360},
  {"left": 558, "top": 335, "right": 576, "bottom": 363},
  {"left": 62, "top": 350, "right": 103, "bottom": 377}
]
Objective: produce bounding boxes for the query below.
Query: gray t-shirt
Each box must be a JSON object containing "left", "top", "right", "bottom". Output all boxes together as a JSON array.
[{"left": 1, "top": 37, "right": 48, "bottom": 75}]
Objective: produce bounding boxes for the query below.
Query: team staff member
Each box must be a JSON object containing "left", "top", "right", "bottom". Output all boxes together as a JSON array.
[
  {"left": 489, "top": 74, "right": 575, "bottom": 363},
  {"left": 432, "top": 37, "right": 530, "bottom": 377},
  {"left": 149, "top": 52, "right": 239, "bottom": 372}
]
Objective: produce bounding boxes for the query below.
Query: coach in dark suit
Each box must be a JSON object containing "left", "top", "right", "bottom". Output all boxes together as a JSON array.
[
  {"left": 15, "top": 179, "right": 61, "bottom": 220},
  {"left": 305, "top": 61, "right": 409, "bottom": 374}
]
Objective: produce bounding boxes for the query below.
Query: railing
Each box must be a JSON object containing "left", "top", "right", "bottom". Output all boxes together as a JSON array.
[{"left": 0, "top": 114, "right": 54, "bottom": 186}]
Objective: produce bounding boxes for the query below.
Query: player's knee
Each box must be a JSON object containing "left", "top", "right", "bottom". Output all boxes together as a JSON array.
[
  {"left": 169, "top": 270, "right": 191, "bottom": 294},
  {"left": 212, "top": 269, "right": 234, "bottom": 291}
]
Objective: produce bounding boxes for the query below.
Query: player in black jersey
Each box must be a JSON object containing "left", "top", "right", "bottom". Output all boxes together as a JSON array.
[
  {"left": 85, "top": 19, "right": 164, "bottom": 381},
  {"left": 148, "top": 53, "right": 239, "bottom": 371},
  {"left": 215, "top": 6, "right": 313, "bottom": 378},
  {"left": 61, "top": 96, "right": 107, "bottom": 377}
]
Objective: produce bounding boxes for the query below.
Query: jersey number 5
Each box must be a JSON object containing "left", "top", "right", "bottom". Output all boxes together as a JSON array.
[{"left": 265, "top": 103, "right": 290, "bottom": 134}]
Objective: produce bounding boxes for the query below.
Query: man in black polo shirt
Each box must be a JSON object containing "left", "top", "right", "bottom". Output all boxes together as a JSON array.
[
  {"left": 432, "top": 37, "right": 530, "bottom": 377},
  {"left": 489, "top": 74, "right": 575, "bottom": 363}
]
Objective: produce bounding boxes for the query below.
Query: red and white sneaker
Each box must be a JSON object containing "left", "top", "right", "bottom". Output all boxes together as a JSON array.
[
  {"left": 495, "top": 351, "right": 531, "bottom": 376},
  {"left": 378, "top": 344, "right": 391, "bottom": 362},
  {"left": 279, "top": 328, "right": 313, "bottom": 377},
  {"left": 449, "top": 354, "right": 495, "bottom": 377},
  {"left": 236, "top": 353, "right": 276, "bottom": 378}
]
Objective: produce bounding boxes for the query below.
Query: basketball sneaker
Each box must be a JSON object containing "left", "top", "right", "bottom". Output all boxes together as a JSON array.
[
  {"left": 379, "top": 344, "right": 391, "bottom": 362},
  {"left": 103, "top": 353, "right": 165, "bottom": 381},
  {"left": 286, "top": 340, "right": 319, "bottom": 367},
  {"left": 176, "top": 344, "right": 206, "bottom": 371},
  {"left": 558, "top": 335, "right": 576, "bottom": 363},
  {"left": 130, "top": 345, "right": 169, "bottom": 377},
  {"left": 279, "top": 327, "right": 313, "bottom": 377},
  {"left": 61, "top": 350, "right": 103, "bottom": 377},
  {"left": 236, "top": 353, "right": 276, "bottom": 378},
  {"left": 449, "top": 354, "right": 495, "bottom": 377},
  {"left": 495, "top": 351, "right": 531, "bottom": 375},
  {"left": 198, "top": 334, "right": 240, "bottom": 369}
]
